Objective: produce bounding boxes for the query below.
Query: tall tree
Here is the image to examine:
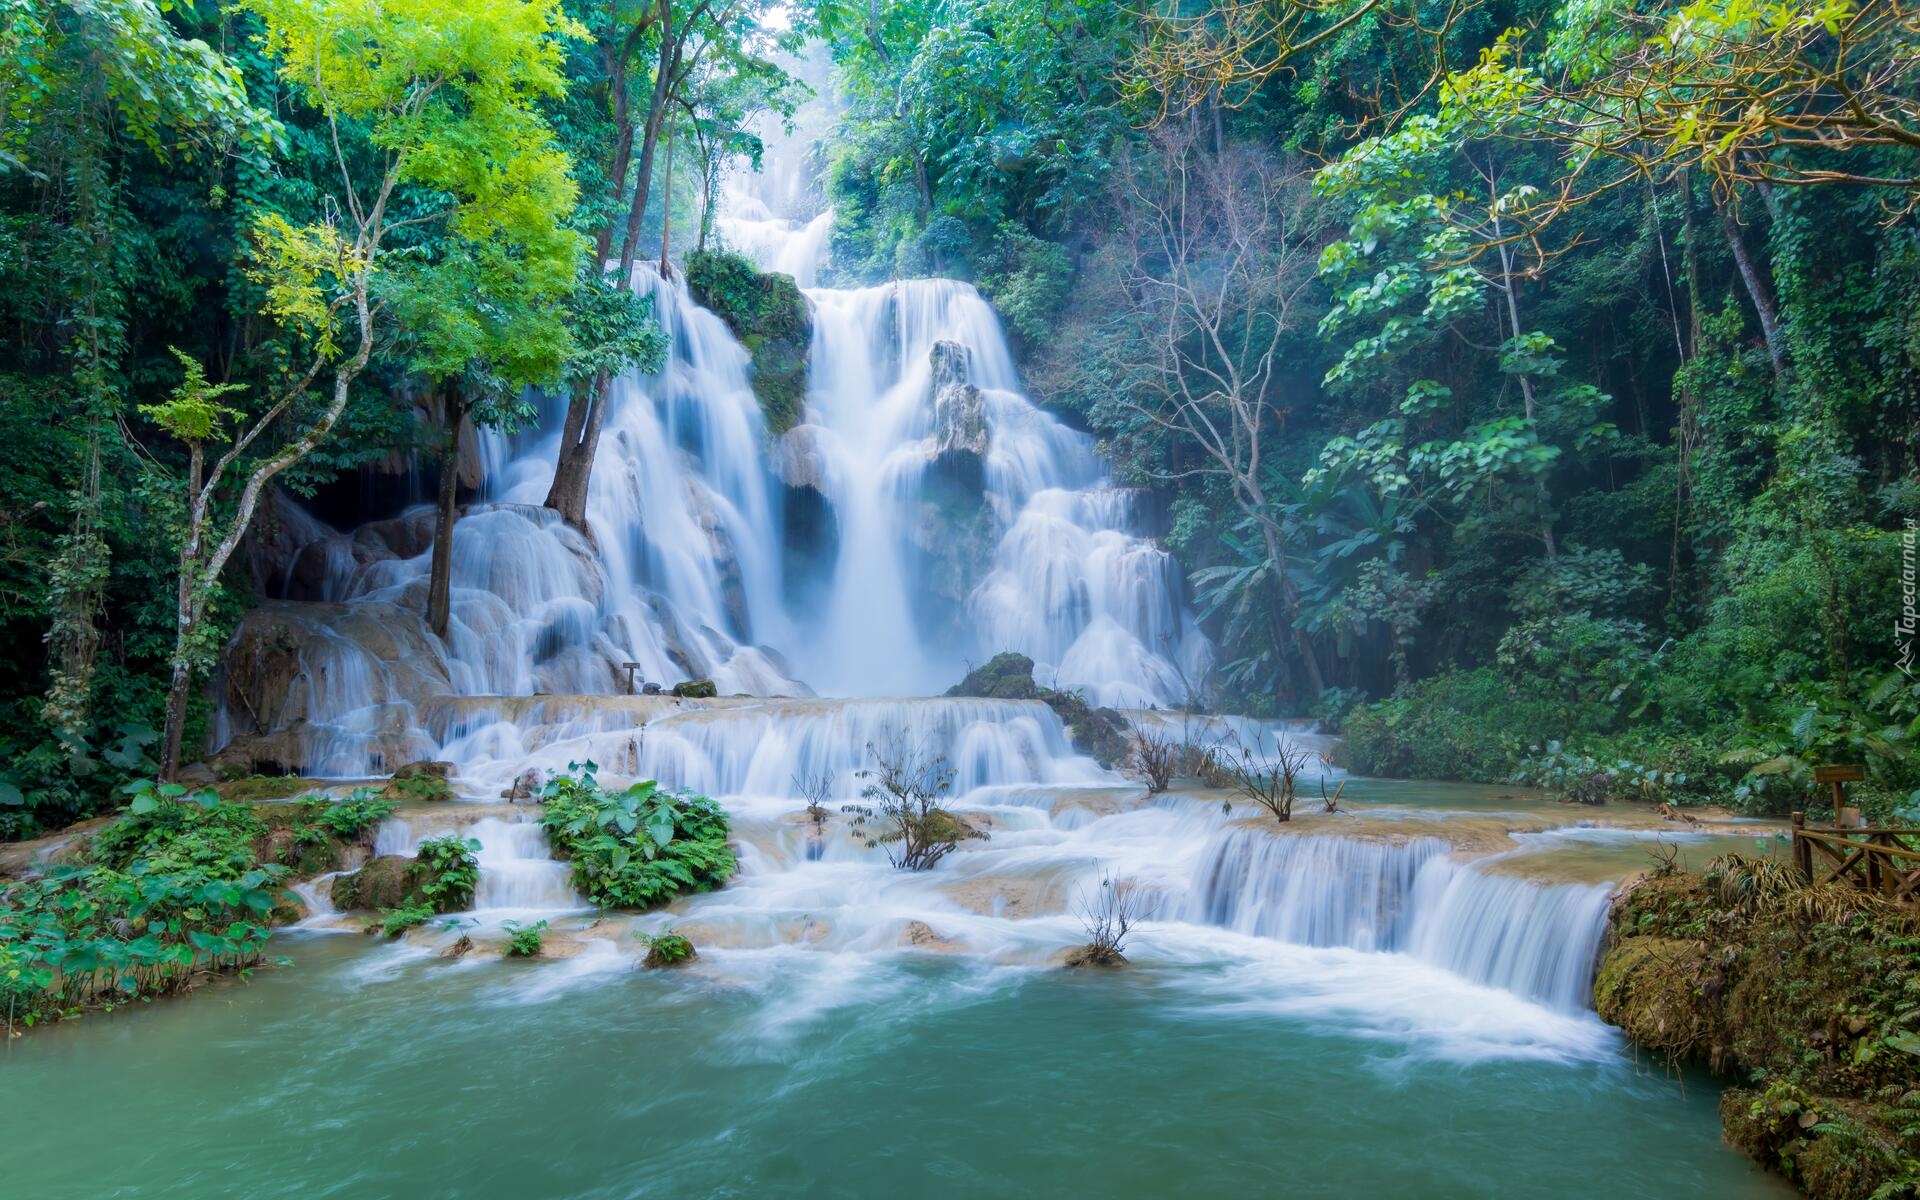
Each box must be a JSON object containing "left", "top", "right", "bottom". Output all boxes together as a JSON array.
[{"left": 146, "top": 0, "right": 584, "bottom": 779}]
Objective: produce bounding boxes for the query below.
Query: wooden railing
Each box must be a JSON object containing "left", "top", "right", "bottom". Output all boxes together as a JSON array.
[{"left": 1791, "top": 812, "right": 1920, "bottom": 903}]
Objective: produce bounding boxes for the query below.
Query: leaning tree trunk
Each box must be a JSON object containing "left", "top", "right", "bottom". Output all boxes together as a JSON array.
[
  {"left": 549, "top": 11, "right": 677, "bottom": 532},
  {"left": 427, "top": 383, "right": 468, "bottom": 639}
]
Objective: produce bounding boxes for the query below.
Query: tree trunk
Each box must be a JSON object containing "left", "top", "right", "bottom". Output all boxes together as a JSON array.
[
  {"left": 658, "top": 118, "right": 674, "bottom": 276},
  {"left": 158, "top": 656, "right": 195, "bottom": 785},
  {"left": 1717, "top": 199, "right": 1786, "bottom": 376},
  {"left": 427, "top": 384, "right": 467, "bottom": 639},
  {"left": 550, "top": 2, "right": 677, "bottom": 529},
  {"left": 545, "top": 372, "right": 610, "bottom": 531}
]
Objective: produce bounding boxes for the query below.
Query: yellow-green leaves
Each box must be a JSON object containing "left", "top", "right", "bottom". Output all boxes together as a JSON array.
[
  {"left": 245, "top": 212, "right": 356, "bottom": 358},
  {"left": 238, "top": 0, "right": 586, "bottom": 367}
]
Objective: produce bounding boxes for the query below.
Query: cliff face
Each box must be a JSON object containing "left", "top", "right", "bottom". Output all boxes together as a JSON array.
[{"left": 1597, "top": 859, "right": 1920, "bottom": 1199}]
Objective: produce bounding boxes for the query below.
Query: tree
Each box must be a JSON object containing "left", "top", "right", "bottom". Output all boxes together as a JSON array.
[
  {"left": 543, "top": 0, "right": 796, "bottom": 530},
  {"left": 840, "top": 731, "right": 986, "bottom": 870},
  {"left": 147, "top": 0, "right": 584, "bottom": 780},
  {"left": 3, "top": 0, "right": 271, "bottom": 752},
  {"left": 1106, "top": 124, "right": 1331, "bottom": 700}
]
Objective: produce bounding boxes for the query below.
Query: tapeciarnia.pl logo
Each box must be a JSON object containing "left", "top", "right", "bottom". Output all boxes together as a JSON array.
[{"left": 1900, "top": 518, "right": 1917, "bottom": 680}]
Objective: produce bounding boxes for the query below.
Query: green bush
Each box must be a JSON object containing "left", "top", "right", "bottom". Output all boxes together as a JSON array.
[
  {"left": 294, "top": 788, "right": 396, "bottom": 842},
  {"left": 0, "top": 781, "right": 285, "bottom": 1030},
  {"left": 535, "top": 763, "right": 735, "bottom": 910},
  {"left": 502, "top": 918, "right": 547, "bottom": 958},
  {"left": 415, "top": 834, "right": 481, "bottom": 912},
  {"left": 371, "top": 900, "right": 434, "bottom": 939},
  {"left": 639, "top": 928, "right": 695, "bottom": 967},
  {"left": 1341, "top": 669, "right": 1581, "bottom": 781}
]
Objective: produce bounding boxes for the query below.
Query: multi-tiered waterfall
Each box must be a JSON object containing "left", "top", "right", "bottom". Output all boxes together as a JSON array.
[{"left": 212, "top": 163, "right": 1628, "bottom": 1027}]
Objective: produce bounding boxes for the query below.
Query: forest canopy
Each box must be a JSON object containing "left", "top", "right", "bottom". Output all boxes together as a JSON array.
[{"left": 1, "top": 0, "right": 1917, "bottom": 836}]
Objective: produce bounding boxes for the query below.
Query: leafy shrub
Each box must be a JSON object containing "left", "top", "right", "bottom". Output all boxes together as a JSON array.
[
  {"left": 89, "top": 782, "right": 259, "bottom": 868},
  {"left": 1514, "top": 742, "right": 1699, "bottom": 806},
  {"left": 638, "top": 928, "right": 695, "bottom": 967},
  {"left": 294, "top": 788, "right": 395, "bottom": 842},
  {"left": 536, "top": 763, "right": 735, "bottom": 910},
  {"left": 371, "top": 900, "right": 434, "bottom": 939},
  {"left": 1, "top": 780, "right": 286, "bottom": 1030},
  {"left": 1342, "top": 668, "right": 1579, "bottom": 781},
  {"left": 415, "top": 835, "right": 481, "bottom": 911},
  {"left": 842, "top": 732, "right": 986, "bottom": 870},
  {"left": 502, "top": 918, "right": 547, "bottom": 958}
]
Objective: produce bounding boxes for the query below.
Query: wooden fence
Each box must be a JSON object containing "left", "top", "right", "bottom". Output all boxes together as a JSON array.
[{"left": 1790, "top": 812, "right": 1920, "bottom": 903}]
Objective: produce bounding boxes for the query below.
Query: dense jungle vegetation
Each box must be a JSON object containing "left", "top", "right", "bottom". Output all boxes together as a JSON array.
[{"left": 1, "top": 0, "right": 1917, "bottom": 840}]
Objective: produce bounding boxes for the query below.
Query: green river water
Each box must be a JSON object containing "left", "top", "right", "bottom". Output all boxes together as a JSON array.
[{"left": 4, "top": 929, "right": 1784, "bottom": 1199}]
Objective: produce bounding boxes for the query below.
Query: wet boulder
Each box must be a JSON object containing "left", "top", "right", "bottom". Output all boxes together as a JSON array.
[
  {"left": 946, "top": 652, "right": 1039, "bottom": 700},
  {"left": 329, "top": 855, "right": 431, "bottom": 911},
  {"left": 671, "top": 678, "right": 719, "bottom": 699},
  {"left": 930, "top": 340, "right": 989, "bottom": 458},
  {"left": 380, "top": 760, "right": 455, "bottom": 803}
]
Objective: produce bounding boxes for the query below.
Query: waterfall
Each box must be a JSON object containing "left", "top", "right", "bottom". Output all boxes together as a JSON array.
[
  {"left": 211, "top": 136, "right": 1623, "bottom": 1030},
  {"left": 214, "top": 176, "right": 1207, "bottom": 773},
  {"left": 1186, "top": 827, "right": 1613, "bottom": 1011}
]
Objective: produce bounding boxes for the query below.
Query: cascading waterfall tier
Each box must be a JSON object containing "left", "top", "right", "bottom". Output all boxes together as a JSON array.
[
  {"left": 209, "top": 145, "right": 1621, "bottom": 1025},
  {"left": 213, "top": 194, "right": 1206, "bottom": 774},
  {"left": 1188, "top": 826, "right": 1613, "bottom": 1011}
]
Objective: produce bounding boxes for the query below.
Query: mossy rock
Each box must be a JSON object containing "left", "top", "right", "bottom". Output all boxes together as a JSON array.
[
  {"left": 1062, "top": 944, "right": 1128, "bottom": 968},
  {"left": 330, "top": 855, "right": 432, "bottom": 911},
  {"left": 671, "top": 678, "right": 718, "bottom": 699},
  {"left": 1040, "top": 688, "right": 1131, "bottom": 768},
  {"left": 1593, "top": 934, "right": 1720, "bottom": 1065},
  {"left": 214, "top": 774, "right": 319, "bottom": 802},
  {"left": 946, "top": 652, "right": 1039, "bottom": 700},
  {"left": 379, "top": 760, "right": 455, "bottom": 803},
  {"left": 643, "top": 933, "right": 698, "bottom": 968},
  {"left": 684, "top": 249, "right": 811, "bottom": 434}
]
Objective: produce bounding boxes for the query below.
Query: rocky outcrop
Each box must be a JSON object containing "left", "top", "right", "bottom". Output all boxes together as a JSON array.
[
  {"left": 380, "top": 760, "right": 455, "bottom": 803},
  {"left": 672, "top": 678, "right": 718, "bottom": 699},
  {"left": 684, "top": 248, "right": 812, "bottom": 435},
  {"left": 946, "top": 653, "right": 1132, "bottom": 768},
  {"left": 773, "top": 425, "right": 832, "bottom": 494},
  {"left": 329, "top": 855, "right": 431, "bottom": 911},
  {"left": 930, "top": 340, "right": 988, "bottom": 458},
  {"left": 947, "top": 652, "right": 1040, "bottom": 700},
  {"left": 1597, "top": 861, "right": 1920, "bottom": 1198}
]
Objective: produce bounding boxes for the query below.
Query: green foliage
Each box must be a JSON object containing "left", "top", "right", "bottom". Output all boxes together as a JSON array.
[
  {"left": 138, "top": 349, "right": 247, "bottom": 445},
  {"left": 294, "top": 789, "right": 396, "bottom": 843},
  {"left": 501, "top": 918, "right": 547, "bottom": 957},
  {"left": 0, "top": 780, "right": 292, "bottom": 1030},
  {"left": 535, "top": 763, "right": 735, "bottom": 910},
  {"left": 637, "top": 928, "right": 694, "bottom": 966},
  {"left": 414, "top": 835, "right": 481, "bottom": 912},
  {"left": 684, "top": 248, "right": 811, "bottom": 433},
  {"left": 1342, "top": 668, "right": 1579, "bottom": 782},
  {"left": 371, "top": 900, "right": 434, "bottom": 939}
]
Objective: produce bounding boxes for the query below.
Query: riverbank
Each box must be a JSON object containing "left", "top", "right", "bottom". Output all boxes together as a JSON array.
[{"left": 1597, "top": 858, "right": 1920, "bottom": 1198}]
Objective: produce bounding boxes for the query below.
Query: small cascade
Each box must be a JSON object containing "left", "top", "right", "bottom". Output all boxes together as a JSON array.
[
  {"left": 1187, "top": 827, "right": 1613, "bottom": 1011},
  {"left": 1407, "top": 862, "right": 1613, "bottom": 1012},
  {"left": 1188, "top": 830, "right": 1448, "bottom": 951},
  {"left": 468, "top": 818, "right": 580, "bottom": 912},
  {"left": 371, "top": 814, "right": 581, "bottom": 915}
]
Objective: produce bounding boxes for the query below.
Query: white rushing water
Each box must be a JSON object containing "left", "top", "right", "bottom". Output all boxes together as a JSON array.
[{"left": 228, "top": 142, "right": 1619, "bottom": 1048}]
